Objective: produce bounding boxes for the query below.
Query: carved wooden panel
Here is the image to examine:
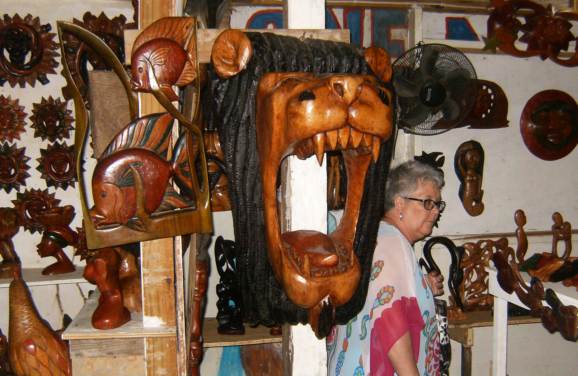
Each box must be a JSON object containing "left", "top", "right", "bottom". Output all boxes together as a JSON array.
[
  {"left": 37, "top": 142, "right": 77, "bottom": 190},
  {"left": 11, "top": 189, "right": 60, "bottom": 234},
  {"left": 0, "top": 95, "right": 26, "bottom": 142},
  {"left": 30, "top": 96, "right": 74, "bottom": 142},
  {"left": 0, "top": 142, "right": 29, "bottom": 193}
]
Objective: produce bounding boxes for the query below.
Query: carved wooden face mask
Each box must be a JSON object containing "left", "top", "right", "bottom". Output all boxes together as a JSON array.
[{"left": 211, "top": 30, "right": 394, "bottom": 333}]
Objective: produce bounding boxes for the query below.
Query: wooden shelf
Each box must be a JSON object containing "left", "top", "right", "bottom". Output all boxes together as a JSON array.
[
  {"left": 203, "top": 318, "right": 282, "bottom": 348},
  {"left": 0, "top": 267, "right": 86, "bottom": 289},
  {"left": 62, "top": 291, "right": 176, "bottom": 341},
  {"left": 449, "top": 310, "right": 541, "bottom": 330}
]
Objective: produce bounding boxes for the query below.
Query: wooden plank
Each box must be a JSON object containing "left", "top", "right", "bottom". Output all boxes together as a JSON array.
[
  {"left": 448, "top": 310, "right": 541, "bottom": 329},
  {"left": 202, "top": 318, "right": 283, "bottom": 348},
  {"left": 124, "top": 28, "right": 350, "bottom": 65},
  {"left": 0, "top": 268, "right": 86, "bottom": 289},
  {"left": 63, "top": 291, "right": 176, "bottom": 340},
  {"left": 69, "top": 338, "right": 145, "bottom": 376}
]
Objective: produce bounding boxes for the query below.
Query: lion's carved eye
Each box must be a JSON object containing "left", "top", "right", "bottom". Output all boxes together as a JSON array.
[{"left": 298, "top": 90, "right": 316, "bottom": 101}]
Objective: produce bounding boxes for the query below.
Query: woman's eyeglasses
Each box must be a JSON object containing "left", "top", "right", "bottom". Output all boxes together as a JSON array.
[{"left": 403, "top": 197, "right": 446, "bottom": 212}]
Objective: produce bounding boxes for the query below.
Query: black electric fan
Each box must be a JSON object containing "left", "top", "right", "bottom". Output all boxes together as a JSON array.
[{"left": 392, "top": 43, "right": 477, "bottom": 135}]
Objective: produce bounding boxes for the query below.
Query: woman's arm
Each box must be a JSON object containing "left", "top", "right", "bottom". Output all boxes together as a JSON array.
[{"left": 388, "top": 332, "right": 420, "bottom": 376}]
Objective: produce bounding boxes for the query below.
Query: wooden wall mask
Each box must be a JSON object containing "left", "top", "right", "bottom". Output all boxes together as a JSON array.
[
  {"left": 520, "top": 90, "right": 578, "bottom": 160},
  {"left": 0, "top": 207, "right": 20, "bottom": 279},
  {"left": 463, "top": 79, "right": 509, "bottom": 129},
  {"left": 57, "top": 20, "right": 211, "bottom": 249},
  {"left": 0, "top": 142, "right": 30, "bottom": 193},
  {"left": 37, "top": 142, "right": 77, "bottom": 190},
  {"left": 455, "top": 140, "right": 485, "bottom": 216},
  {"left": 209, "top": 30, "right": 395, "bottom": 336},
  {"left": 0, "top": 14, "right": 59, "bottom": 87},
  {"left": 29, "top": 96, "right": 74, "bottom": 142},
  {"left": 36, "top": 205, "right": 77, "bottom": 276},
  {"left": 486, "top": 0, "right": 578, "bottom": 66},
  {"left": 9, "top": 268, "right": 71, "bottom": 375},
  {"left": 12, "top": 189, "right": 60, "bottom": 234},
  {"left": 0, "top": 95, "right": 26, "bottom": 143}
]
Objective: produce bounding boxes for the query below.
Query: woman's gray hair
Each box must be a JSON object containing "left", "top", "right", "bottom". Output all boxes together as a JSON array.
[{"left": 384, "top": 160, "right": 445, "bottom": 212}]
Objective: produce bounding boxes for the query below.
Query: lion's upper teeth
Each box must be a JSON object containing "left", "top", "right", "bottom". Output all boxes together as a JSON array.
[
  {"left": 326, "top": 129, "right": 338, "bottom": 150},
  {"left": 349, "top": 128, "right": 363, "bottom": 148},
  {"left": 337, "top": 127, "right": 350, "bottom": 149},
  {"left": 313, "top": 133, "right": 326, "bottom": 165}
]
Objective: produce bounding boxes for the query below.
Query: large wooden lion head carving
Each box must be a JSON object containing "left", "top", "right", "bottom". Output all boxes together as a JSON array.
[{"left": 205, "top": 30, "right": 395, "bottom": 337}]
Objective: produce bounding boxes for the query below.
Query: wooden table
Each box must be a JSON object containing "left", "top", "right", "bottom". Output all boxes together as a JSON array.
[{"left": 448, "top": 310, "right": 540, "bottom": 376}]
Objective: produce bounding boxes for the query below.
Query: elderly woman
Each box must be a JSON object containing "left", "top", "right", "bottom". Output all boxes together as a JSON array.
[{"left": 327, "top": 160, "right": 445, "bottom": 376}]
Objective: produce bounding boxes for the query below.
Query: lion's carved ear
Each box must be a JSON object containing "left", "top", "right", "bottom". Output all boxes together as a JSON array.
[
  {"left": 364, "top": 47, "right": 392, "bottom": 82},
  {"left": 211, "top": 29, "right": 253, "bottom": 79}
]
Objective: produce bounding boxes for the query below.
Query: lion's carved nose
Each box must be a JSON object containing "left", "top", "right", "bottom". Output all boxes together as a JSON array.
[{"left": 330, "top": 76, "right": 365, "bottom": 105}]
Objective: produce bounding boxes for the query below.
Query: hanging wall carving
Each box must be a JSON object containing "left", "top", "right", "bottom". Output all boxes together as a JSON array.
[
  {"left": 520, "top": 90, "right": 578, "bottom": 160},
  {"left": 0, "top": 142, "right": 30, "bottom": 193},
  {"left": 60, "top": 12, "right": 127, "bottom": 104},
  {"left": 206, "top": 29, "right": 395, "bottom": 337},
  {"left": 12, "top": 189, "right": 60, "bottom": 234},
  {"left": 486, "top": 0, "right": 578, "bottom": 66},
  {"left": 29, "top": 96, "right": 74, "bottom": 142},
  {"left": 0, "top": 14, "right": 59, "bottom": 87},
  {"left": 0, "top": 207, "right": 20, "bottom": 279},
  {"left": 463, "top": 79, "right": 509, "bottom": 129},
  {"left": 37, "top": 142, "right": 77, "bottom": 190},
  {"left": 0, "top": 95, "right": 26, "bottom": 142},
  {"left": 455, "top": 140, "right": 485, "bottom": 216}
]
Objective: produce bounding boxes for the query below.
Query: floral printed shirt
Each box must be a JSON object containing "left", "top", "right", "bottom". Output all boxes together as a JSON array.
[{"left": 327, "top": 221, "right": 440, "bottom": 376}]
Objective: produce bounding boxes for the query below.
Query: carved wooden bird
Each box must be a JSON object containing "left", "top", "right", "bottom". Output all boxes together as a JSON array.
[{"left": 8, "top": 269, "right": 71, "bottom": 376}]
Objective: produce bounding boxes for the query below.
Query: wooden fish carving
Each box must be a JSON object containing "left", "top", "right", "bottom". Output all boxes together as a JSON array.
[
  {"left": 90, "top": 113, "right": 192, "bottom": 231},
  {"left": 131, "top": 17, "right": 197, "bottom": 101}
]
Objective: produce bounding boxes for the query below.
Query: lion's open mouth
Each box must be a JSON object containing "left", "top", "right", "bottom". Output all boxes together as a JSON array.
[{"left": 256, "top": 72, "right": 393, "bottom": 321}]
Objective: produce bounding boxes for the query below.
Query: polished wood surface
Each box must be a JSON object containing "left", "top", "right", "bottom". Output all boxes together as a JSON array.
[
  {"left": 35, "top": 205, "right": 77, "bottom": 276},
  {"left": 455, "top": 140, "right": 485, "bottom": 217}
]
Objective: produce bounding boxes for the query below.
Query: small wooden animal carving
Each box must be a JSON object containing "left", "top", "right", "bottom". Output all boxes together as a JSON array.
[
  {"left": 89, "top": 113, "right": 192, "bottom": 231},
  {"left": 9, "top": 268, "right": 71, "bottom": 376},
  {"left": 83, "top": 248, "right": 131, "bottom": 329},
  {"left": 455, "top": 140, "right": 485, "bottom": 216},
  {"left": 36, "top": 206, "right": 77, "bottom": 276},
  {"left": 0, "top": 207, "right": 20, "bottom": 278},
  {"left": 130, "top": 17, "right": 198, "bottom": 101}
]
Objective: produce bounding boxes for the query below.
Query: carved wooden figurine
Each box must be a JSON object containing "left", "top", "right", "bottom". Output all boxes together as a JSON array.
[
  {"left": 0, "top": 207, "right": 20, "bottom": 278},
  {"left": 455, "top": 140, "right": 485, "bottom": 216},
  {"left": 35, "top": 206, "right": 77, "bottom": 275},
  {"left": 116, "top": 246, "right": 142, "bottom": 313},
  {"left": 9, "top": 267, "right": 71, "bottom": 375},
  {"left": 215, "top": 236, "right": 244, "bottom": 334},
  {"left": 204, "top": 29, "right": 395, "bottom": 338},
  {"left": 83, "top": 248, "right": 131, "bottom": 329}
]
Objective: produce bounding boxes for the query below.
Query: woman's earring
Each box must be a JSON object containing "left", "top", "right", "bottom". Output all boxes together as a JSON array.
[{"left": 399, "top": 212, "right": 404, "bottom": 221}]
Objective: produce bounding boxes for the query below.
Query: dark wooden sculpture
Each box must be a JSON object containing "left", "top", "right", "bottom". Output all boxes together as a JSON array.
[
  {"left": 0, "top": 329, "right": 13, "bottom": 375},
  {"left": 0, "top": 95, "right": 26, "bottom": 142},
  {"left": 492, "top": 243, "right": 578, "bottom": 341},
  {"left": 0, "top": 142, "right": 30, "bottom": 193},
  {"left": 83, "top": 248, "right": 131, "bottom": 329},
  {"left": 37, "top": 142, "right": 77, "bottom": 190},
  {"left": 520, "top": 90, "right": 578, "bottom": 161},
  {"left": 9, "top": 267, "right": 71, "bottom": 375},
  {"left": 486, "top": 0, "right": 578, "bottom": 66},
  {"left": 35, "top": 205, "right": 77, "bottom": 276},
  {"left": 116, "top": 246, "right": 142, "bottom": 313},
  {"left": 215, "top": 236, "right": 244, "bottom": 335},
  {"left": 210, "top": 29, "right": 394, "bottom": 336},
  {"left": 60, "top": 12, "right": 127, "bottom": 105},
  {"left": 12, "top": 189, "right": 60, "bottom": 234},
  {"left": 0, "top": 14, "right": 59, "bottom": 87},
  {"left": 29, "top": 97, "right": 74, "bottom": 142},
  {"left": 0, "top": 207, "right": 20, "bottom": 279},
  {"left": 463, "top": 79, "right": 509, "bottom": 129},
  {"left": 455, "top": 140, "right": 485, "bottom": 216}
]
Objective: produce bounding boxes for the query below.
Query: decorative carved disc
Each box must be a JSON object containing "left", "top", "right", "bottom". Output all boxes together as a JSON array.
[
  {"left": 520, "top": 90, "right": 578, "bottom": 161},
  {"left": 0, "top": 142, "right": 30, "bottom": 193},
  {"left": 30, "top": 96, "right": 74, "bottom": 141},
  {"left": 12, "top": 189, "right": 60, "bottom": 233},
  {"left": 0, "top": 95, "right": 26, "bottom": 142},
  {"left": 61, "top": 12, "right": 127, "bottom": 104},
  {"left": 0, "top": 14, "right": 59, "bottom": 87},
  {"left": 37, "top": 142, "right": 77, "bottom": 190}
]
